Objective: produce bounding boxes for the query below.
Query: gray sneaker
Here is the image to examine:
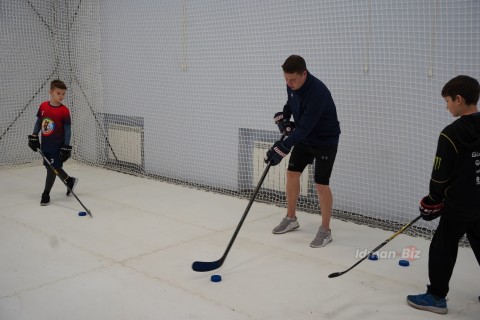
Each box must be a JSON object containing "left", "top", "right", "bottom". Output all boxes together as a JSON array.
[
  {"left": 272, "top": 216, "right": 299, "bottom": 234},
  {"left": 310, "top": 226, "right": 332, "bottom": 248}
]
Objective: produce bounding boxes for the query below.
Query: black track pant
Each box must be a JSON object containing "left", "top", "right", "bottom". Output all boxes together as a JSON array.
[
  {"left": 43, "top": 166, "right": 69, "bottom": 195},
  {"left": 427, "top": 216, "right": 480, "bottom": 298}
]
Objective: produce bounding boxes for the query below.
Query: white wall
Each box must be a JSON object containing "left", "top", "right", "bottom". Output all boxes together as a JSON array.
[
  {"left": 98, "top": 1, "right": 480, "bottom": 222},
  {"left": 2, "top": 0, "right": 479, "bottom": 225}
]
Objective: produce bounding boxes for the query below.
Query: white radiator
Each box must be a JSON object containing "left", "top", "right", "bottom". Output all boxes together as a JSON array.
[
  {"left": 107, "top": 124, "right": 143, "bottom": 165},
  {"left": 252, "top": 141, "right": 309, "bottom": 196}
]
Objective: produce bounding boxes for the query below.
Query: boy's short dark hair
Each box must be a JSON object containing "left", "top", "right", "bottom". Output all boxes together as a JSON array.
[
  {"left": 441, "top": 75, "right": 480, "bottom": 105},
  {"left": 50, "top": 80, "right": 67, "bottom": 91},
  {"left": 282, "top": 55, "right": 307, "bottom": 74}
]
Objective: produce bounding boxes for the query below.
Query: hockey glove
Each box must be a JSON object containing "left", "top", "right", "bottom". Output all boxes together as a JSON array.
[
  {"left": 281, "top": 121, "right": 295, "bottom": 136},
  {"left": 274, "top": 112, "right": 295, "bottom": 136},
  {"left": 274, "top": 111, "right": 290, "bottom": 123},
  {"left": 28, "top": 135, "right": 40, "bottom": 152},
  {"left": 419, "top": 196, "right": 443, "bottom": 221},
  {"left": 264, "top": 141, "right": 290, "bottom": 166},
  {"left": 59, "top": 145, "right": 72, "bottom": 162}
]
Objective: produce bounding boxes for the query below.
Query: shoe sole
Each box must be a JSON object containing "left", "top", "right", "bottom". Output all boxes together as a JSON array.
[
  {"left": 406, "top": 298, "right": 448, "bottom": 314},
  {"left": 272, "top": 224, "right": 299, "bottom": 234},
  {"left": 310, "top": 237, "right": 332, "bottom": 248},
  {"left": 40, "top": 202, "right": 50, "bottom": 206}
]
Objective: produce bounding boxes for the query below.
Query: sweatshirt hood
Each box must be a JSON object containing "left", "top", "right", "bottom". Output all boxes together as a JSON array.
[{"left": 452, "top": 113, "right": 480, "bottom": 149}]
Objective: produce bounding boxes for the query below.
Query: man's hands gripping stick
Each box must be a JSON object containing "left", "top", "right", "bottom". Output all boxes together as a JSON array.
[
  {"left": 274, "top": 112, "right": 295, "bottom": 136},
  {"left": 264, "top": 141, "right": 290, "bottom": 166}
]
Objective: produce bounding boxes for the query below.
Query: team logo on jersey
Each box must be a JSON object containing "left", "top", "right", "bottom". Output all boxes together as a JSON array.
[{"left": 41, "top": 118, "right": 55, "bottom": 136}]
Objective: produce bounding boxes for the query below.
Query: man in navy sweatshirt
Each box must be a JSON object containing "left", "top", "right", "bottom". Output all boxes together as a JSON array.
[{"left": 265, "top": 55, "right": 341, "bottom": 248}]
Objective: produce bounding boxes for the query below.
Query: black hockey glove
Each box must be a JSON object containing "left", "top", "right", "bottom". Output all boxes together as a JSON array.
[
  {"left": 274, "top": 111, "right": 290, "bottom": 124},
  {"left": 59, "top": 145, "right": 72, "bottom": 162},
  {"left": 281, "top": 121, "right": 295, "bottom": 136},
  {"left": 419, "top": 196, "right": 443, "bottom": 221},
  {"left": 274, "top": 112, "right": 295, "bottom": 136},
  {"left": 264, "top": 141, "right": 290, "bottom": 166},
  {"left": 28, "top": 135, "right": 40, "bottom": 152}
]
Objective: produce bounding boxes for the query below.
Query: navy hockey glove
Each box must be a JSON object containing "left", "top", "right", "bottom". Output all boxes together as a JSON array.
[
  {"left": 419, "top": 196, "right": 443, "bottom": 221},
  {"left": 274, "top": 112, "right": 295, "bottom": 136},
  {"left": 264, "top": 141, "right": 290, "bottom": 166},
  {"left": 274, "top": 111, "right": 290, "bottom": 124},
  {"left": 28, "top": 135, "right": 40, "bottom": 152},
  {"left": 59, "top": 145, "right": 72, "bottom": 162},
  {"left": 281, "top": 121, "right": 295, "bottom": 136}
]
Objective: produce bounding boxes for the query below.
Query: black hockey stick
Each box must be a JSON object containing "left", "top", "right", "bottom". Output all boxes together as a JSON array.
[
  {"left": 328, "top": 214, "right": 422, "bottom": 278},
  {"left": 38, "top": 150, "right": 93, "bottom": 218},
  {"left": 192, "top": 134, "right": 286, "bottom": 272}
]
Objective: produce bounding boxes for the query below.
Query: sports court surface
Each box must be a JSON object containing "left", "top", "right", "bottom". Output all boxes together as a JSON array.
[{"left": 1, "top": 163, "right": 478, "bottom": 320}]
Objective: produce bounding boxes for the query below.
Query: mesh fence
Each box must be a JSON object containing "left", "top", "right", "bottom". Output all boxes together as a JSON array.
[{"left": 1, "top": 0, "right": 479, "bottom": 245}]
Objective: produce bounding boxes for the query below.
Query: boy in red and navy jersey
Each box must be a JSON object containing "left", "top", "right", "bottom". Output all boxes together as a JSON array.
[{"left": 28, "top": 80, "right": 77, "bottom": 206}]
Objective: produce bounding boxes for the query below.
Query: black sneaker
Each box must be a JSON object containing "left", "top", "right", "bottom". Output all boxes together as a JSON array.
[
  {"left": 66, "top": 177, "right": 78, "bottom": 196},
  {"left": 40, "top": 193, "right": 50, "bottom": 206}
]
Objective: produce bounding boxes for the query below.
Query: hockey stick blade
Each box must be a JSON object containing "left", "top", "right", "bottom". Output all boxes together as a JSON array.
[
  {"left": 84, "top": 209, "right": 93, "bottom": 218},
  {"left": 192, "top": 259, "right": 223, "bottom": 272},
  {"left": 328, "top": 214, "right": 422, "bottom": 278},
  {"left": 191, "top": 163, "right": 271, "bottom": 273},
  {"left": 328, "top": 271, "right": 345, "bottom": 278},
  {"left": 192, "top": 134, "right": 286, "bottom": 272}
]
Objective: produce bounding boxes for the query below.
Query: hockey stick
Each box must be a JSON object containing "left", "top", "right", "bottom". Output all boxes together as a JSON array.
[
  {"left": 328, "top": 214, "right": 422, "bottom": 278},
  {"left": 192, "top": 134, "right": 286, "bottom": 272},
  {"left": 37, "top": 150, "right": 93, "bottom": 218}
]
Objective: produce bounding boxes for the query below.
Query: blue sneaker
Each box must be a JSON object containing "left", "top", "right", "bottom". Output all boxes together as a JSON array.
[{"left": 406, "top": 292, "right": 447, "bottom": 314}]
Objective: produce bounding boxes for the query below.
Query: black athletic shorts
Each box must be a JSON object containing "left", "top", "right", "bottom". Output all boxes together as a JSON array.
[
  {"left": 287, "top": 143, "right": 338, "bottom": 185},
  {"left": 42, "top": 149, "right": 63, "bottom": 169}
]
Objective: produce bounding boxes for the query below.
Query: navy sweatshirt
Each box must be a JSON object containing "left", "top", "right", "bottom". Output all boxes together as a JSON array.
[{"left": 282, "top": 71, "right": 340, "bottom": 149}]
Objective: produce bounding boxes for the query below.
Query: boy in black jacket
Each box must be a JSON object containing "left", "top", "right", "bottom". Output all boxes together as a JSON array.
[{"left": 407, "top": 75, "right": 480, "bottom": 314}]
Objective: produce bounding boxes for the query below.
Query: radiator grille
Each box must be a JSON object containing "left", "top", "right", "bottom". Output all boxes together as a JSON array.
[
  {"left": 107, "top": 124, "right": 143, "bottom": 165},
  {"left": 252, "top": 141, "right": 309, "bottom": 196}
]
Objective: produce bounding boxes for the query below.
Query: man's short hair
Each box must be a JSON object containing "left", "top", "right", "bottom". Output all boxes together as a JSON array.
[
  {"left": 441, "top": 75, "right": 479, "bottom": 105},
  {"left": 282, "top": 55, "right": 307, "bottom": 74},
  {"left": 50, "top": 80, "right": 67, "bottom": 91}
]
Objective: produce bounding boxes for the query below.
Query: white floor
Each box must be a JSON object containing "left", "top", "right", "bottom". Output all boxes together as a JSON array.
[{"left": 0, "top": 163, "right": 478, "bottom": 320}]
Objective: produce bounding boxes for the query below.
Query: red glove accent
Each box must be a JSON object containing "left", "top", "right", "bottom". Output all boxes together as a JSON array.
[{"left": 419, "top": 196, "right": 443, "bottom": 221}]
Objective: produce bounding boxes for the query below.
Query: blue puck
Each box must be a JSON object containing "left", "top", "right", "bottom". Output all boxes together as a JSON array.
[
  {"left": 211, "top": 274, "right": 222, "bottom": 282},
  {"left": 78, "top": 211, "right": 87, "bottom": 216},
  {"left": 399, "top": 259, "right": 410, "bottom": 267},
  {"left": 368, "top": 254, "right": 378, "bottom": 261}
]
